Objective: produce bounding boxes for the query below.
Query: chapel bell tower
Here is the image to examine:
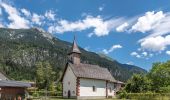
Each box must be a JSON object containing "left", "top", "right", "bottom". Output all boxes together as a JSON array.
[{"left": 68, "top": 36, "right": 81, "bottom": 65}]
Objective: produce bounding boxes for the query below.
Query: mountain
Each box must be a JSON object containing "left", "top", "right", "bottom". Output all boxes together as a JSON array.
[
  {"left": 0, "top": 28, "right": 147, "bottom": 82},
  {"left": 98, "top": 53, "right": 146, "bottom": 74},
  {"left": 98, "top": 53, "right": 115, "bottom": 61}
]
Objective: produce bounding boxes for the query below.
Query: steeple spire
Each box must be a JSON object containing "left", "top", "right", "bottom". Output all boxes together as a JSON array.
[
  {"left": 70, "top": 35, "right": 81, "bottom": 54},
  {"left": 68, "top": 35, "right": 81, "bottom": 65}
]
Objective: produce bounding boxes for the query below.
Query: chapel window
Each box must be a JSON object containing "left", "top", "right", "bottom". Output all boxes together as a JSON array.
[
  {"left": 92, "top": 86, "right": 96, "bottom": 92},
  {"left": 110, "top": 87, "right": 112, "bottom": 93}
]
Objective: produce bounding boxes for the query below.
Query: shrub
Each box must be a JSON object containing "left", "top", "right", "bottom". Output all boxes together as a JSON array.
[
  {"left": 159, "top": 86, "right": 170, "bottom": 93},
  {"left": 117, "top": 89, "right": 128, "bottom": 99},
  {"left": 32, "top": 92, "right": 39, "bottom": 97},
  {"left": 124, "top": 93, "right": 170, "bottom": 100}
]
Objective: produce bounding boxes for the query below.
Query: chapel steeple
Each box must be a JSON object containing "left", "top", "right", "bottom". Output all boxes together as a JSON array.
[{"left": 68, "top": 36, "right": 81, "bottom": 65}]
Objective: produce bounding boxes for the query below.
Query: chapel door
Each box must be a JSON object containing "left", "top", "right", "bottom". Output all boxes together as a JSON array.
[{"left": 68, "top": 90, "right": 71, "bottom": 98}]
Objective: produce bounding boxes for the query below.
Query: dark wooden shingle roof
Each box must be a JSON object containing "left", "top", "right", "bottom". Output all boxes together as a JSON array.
[
  {"left": 68, "top": 62, "right": 116, "bottom": 82},
  {"left": 0, "top": 80, "right": 31, "bottom": 88}
]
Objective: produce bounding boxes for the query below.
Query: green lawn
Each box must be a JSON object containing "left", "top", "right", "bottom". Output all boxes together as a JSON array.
[
  {"left": 32, "top": 97, "right": 121, "bottom": 100},
  {"left": 33, "top": 98, "right": 120, "bottom": 100}
]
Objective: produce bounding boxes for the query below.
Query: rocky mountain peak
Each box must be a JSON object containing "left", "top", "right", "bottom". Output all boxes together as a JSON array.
[{"left": 32, "top": 27, "right": 53, "bottom": 40}]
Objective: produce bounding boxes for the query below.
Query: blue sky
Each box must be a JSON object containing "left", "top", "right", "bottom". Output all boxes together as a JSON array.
[{"left": 0, "top": 0, "right": 170, "bottom": 70}]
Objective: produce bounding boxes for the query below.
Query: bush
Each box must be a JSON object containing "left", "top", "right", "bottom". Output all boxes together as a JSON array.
[
  {"left": 29, "top": 90, "right": 62, "bottom": 97},
  {"left": 121, "top": 93, "right": 170, "bottom": 100},
  {"left": 32, "top": 92, "right": 39, "bottom": 97},
  {"left": 117, "top": 89, "right": 128, "bottom": 99},
  {"left": 159, "top": 86, "right": 170, "bottom": 93}
]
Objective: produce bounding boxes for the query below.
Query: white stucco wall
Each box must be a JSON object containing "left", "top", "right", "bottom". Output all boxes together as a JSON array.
[
  {"left": 107, "top": 82, "right": 115, "bottom": 97},
  {"left": 79, "top": 78, "right": 106, "bottom": 97},
  {"left": 62, "top": 66, "right": 77, "bottom": 97}
]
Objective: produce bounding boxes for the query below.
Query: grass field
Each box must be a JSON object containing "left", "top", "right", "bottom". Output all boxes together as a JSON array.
[
  {"left": 32, "top": 97, "right": 120, "bottom": 100},
  {"left": 33, "top": 97, "right": 117, "bottom": 100}
]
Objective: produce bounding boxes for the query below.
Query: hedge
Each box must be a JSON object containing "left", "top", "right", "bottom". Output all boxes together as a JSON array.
[
  {"left": 118, "top": 93, "right": 170, "bottom": 100},
  {"left": 29, "top": 91, "right": 62, "bottom": 97}
]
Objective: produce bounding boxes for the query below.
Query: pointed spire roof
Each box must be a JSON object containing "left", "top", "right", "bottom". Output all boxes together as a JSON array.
[{"left": 69, "top": 35, "right": 81, "bottom": 54}]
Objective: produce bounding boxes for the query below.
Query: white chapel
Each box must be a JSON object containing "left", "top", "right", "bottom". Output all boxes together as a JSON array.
[{"left": 61, "top": 37, "right": 124, "bottom": 99}]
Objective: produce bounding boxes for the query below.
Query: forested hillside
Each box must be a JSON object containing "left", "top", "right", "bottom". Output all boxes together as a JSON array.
[{"left": 0, "top": 28, "right": 147, "bottom": 82}]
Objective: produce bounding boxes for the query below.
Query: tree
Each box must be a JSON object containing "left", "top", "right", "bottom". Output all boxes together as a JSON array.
[
  {"left": 125, "top": 74, "right": 151, "bottom": 93},
  {"left": 56, "top": 82, "right": 62, "bottom": 92},
  {"left": 43, "top": 62, "right": 56, "bottom": 91},
  {"left": 35, "top": 61, "right": 56, "bottom": 90},
  {"left": 36, "top": 62, "right": 45, "bottom": 89},
  {"left": 148, "top": 61, "right": 170, "bottom": 92},
  {"left": 124, "top": 60, "right": 170, "bottom": 93}
]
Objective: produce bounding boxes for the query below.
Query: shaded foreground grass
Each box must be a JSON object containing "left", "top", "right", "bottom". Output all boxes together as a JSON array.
[
  {"left": 32, "top": 97, "right": 121, "bottom": 100},
  {"left": 33, "top": 98, "right": 119, "bottom": 100},
  {"left": 31, "top": 92, "right": 170, "bottom": 100},
  {"left": 31, "top": 96, "right": 170, "bottom": 100}
]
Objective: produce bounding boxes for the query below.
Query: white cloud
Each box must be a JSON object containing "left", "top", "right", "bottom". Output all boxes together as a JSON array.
[
  {"left": 103, "top": 44, "right": 122, "bottom": 54},
  {"left": 130, "top": 51, "right": 153, "bottom": 59},
  {"left": 131, "top": 52, "right": 137, "bottom": 56},
  {"left": 149, "top": 53, "right": 153, "bottom": 57},
  {"left": 84, "top": 46, "right": 90, "bottom": 51},
  {"left": 143, "top": 13, "right": 170, "bottom": 38},
  {"left": 126, "top": 61, "right": 134, "bottom": 65},
  {"left": 48, "top": 16, "right": 125, "bottom": 36},
  {"left": 142, "top": 52, "right": 147, "bottom": 56},
  {"left": 1, "top": 2, "right": 30, "bottom": 29},
  {"left": 137, "top": 48, "right": 142, "bottom": 51},
  {"left": 32, "top": 13, "right": 44, "bottom": 25},
  {"left": 114, "top": 11, "right": 170, "bottom": 44},
  {"left": 48, "top": 26, "right": 55, "bottom": 33},
  {"left": 88, "top": 33, "right": 94, "bottom": 37},
  {"left": 130, "top": 52, "right": 141, "bottom": 58},
  {"left": 134, "top": 11, "right": 170, "bottom": 53},
  {"left": 140, "top": 35, "right": 170, "bottom": 52},
  {"left": 166, "top": 51, "right": 170, "bottom": 55},
  {"left": 136, "top": 55, "right": 141, "bottom": 58},
  {"left": 0, "top": 23, "right": 4, "bottom": 28},
  {"left": 131, "top": 11, "right": 165, "bottom": 33},
  {"left": 116, "top": 22, "right": 129, "bottom": 32},
  {"left": 45, "top": 10, "right": 55, "bottom": 20},
  {"left": 21, "top": 8, "right": 31, "bottom": 17},
  {"left": 137, "top": 12, "right": 170, "bottom": 43},
  {"left": 0, "top": 1, "right": 49, "bottom": 28},
  {"left": 98, "top": 6, "right": 104, "bottom": 11}
]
